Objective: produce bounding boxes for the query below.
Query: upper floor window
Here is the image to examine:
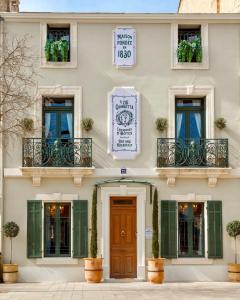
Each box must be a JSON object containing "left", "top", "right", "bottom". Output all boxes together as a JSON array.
[
  {"left": 40, "top": 22, "right": 78, "bottom": 68},
  {"left": 45, "top": 25, "right": 70, "bottom": 62},
  {"left": 171, "top": 23, "right": 209, "bottom": 69}
]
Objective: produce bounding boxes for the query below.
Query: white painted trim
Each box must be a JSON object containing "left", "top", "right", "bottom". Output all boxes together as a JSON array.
[
  {"left": 35, "top": 85, "right": 82, "bottom": 139},
  {"left": 100, "top": 185, "right": 146, "bottom": 280},
  {"left": 171, "top": 23, "right": 209, "bottom": 69},
  {"left": 35, "top": 193, "right": 78, "bottom": 201},
  {"left": 40, "top": 22, "right": 78, "bottom": 68},
  {"left": 168, "top": 85, "right": 214, "bottom": 139}
]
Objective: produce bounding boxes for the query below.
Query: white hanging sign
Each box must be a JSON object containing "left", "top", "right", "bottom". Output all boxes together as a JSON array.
[
  {"left": 108, "top": 87, "right": 140, "bottom": 160},
  {"left": 113, "top": 27, "right": 136, "bottom": 68}
]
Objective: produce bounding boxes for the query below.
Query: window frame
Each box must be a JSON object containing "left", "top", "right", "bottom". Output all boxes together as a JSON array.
[
  {"left": 40, "top": 22, "right": 78, "bottom": 68},
  {"left": 178, "top": 202, "right": 205, "bottom": 258},
  {"left": 171, "top": 23, "right": 209, "bottom": 70}
]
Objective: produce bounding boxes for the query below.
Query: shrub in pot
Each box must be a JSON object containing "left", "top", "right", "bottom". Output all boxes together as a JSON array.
[
  {"left": 147, "top": 189, "right": 165, "bottom": 284},
  {"left": 226, "top": 220, "right": 240, "bottom": 282},
  {"left": 81, "top": 118, "right": 94, "bottom": 132},
  {"left": 84, "top": 186, "right": 103, "bottom": 283},
  {"left": 2, "top": 222, "right": 20, "bottom": 283},
  {"left": 155, "top": 118, "right": 167, "bottom": 132},
  {"left": 215, "top": 117, "right": 227, "bottom": 130}
]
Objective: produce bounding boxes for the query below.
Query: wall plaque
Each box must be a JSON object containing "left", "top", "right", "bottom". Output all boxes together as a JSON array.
[
  {"left": 113, "top": 27, "right": 136, "bottom": 68},
  {"left": 108, "top": 87, "right": 140, "bottom": 160}
]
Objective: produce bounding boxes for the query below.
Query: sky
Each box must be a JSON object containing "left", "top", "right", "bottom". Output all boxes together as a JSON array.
[{"left": 20, "top": 0, "right": 179, "bottom": 13}]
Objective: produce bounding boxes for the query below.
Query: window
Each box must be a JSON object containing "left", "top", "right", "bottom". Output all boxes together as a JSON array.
[
  {"left": 40, "top": 22, "right": 78, "bottom": 68},
  {"left": 46, "top": 25, "right": 70, "bottom": 62},
  {"left": 171, "top": 23, "right": 209, "bottom": 69},
  {"left": 44, "top": 203, "right": 71, "bottom": 257},
  {"left": 178, "top": 202, "right": 204, "bottom": 257}
]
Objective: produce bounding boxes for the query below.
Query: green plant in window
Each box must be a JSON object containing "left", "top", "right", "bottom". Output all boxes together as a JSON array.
[
  {"left": 226, "top": 220, "right": 240, "bottom": 264},
  {"left": 90, "top": 186, "right": 97, "bottom": 258},
  {"left": 152, "top": 188, "right": 159, "bottom": 259},
  {"left": 45, "top": 40, "right": 52, "bottom": 61},
  {"left": 3, "top": 222, "right": 20, "bottom": 264},
  {"left": 191, "top": 36, "right": 202, "bottom": 63},
  {"left": 50, "top": 41, "right": 59, "bottom": 62},
  {"left": 177, "top": 36, "right": 202, "bottom": 63},
  {"left": 58, "top": 39, "right": 69, "bottom": 62}
]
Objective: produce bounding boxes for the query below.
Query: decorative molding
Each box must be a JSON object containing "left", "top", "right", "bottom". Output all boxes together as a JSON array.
[
  {"left": 35, "top": 85, "right": 82, "bottom": 139},
  {"left": 40, "top": 22, "right": 78, "bottom": 68},
  {"left": 156, "top": 167, "right": 232, "bottom": 187},
  {"left": 168, "top": 85, "right": 215, "bottom": 139},
  {"left": 35, "top": 193, "right": 78, "bottom": 201},
  {"left": 100, "top": 186, "right": 146, "bottom": 280},
  {"left": 20, "top": 167, "right": 95, "bottom": 187},
  {"left": 171, "top": 23, "right": 209, "bottom": 69}
]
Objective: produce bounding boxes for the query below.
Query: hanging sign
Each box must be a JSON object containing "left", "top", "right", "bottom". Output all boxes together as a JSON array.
[
  {"left": 113, "top": 27, "right": 136, "bottom": 68},
  {"left": 108, "top": 87, "right": 140, "bottom": 160}
]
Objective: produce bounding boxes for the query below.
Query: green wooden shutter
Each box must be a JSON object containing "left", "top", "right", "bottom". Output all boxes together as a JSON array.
[
  {"left": 73, "top": 200, "right": 88, "bottom": 258},
  {"left": 207, "top": 201, "right": 223, "bottom": 258},
  {"left": 27, "top": 200, "right": 42, "bottom": 258},
  {"left": 161, "top": 200, "right": 177, "bottom": 258}
]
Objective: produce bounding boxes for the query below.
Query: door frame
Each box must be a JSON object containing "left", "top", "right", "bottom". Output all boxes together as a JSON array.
[{"left": 100, "top": 186, "right": 146, "bottom": 280}]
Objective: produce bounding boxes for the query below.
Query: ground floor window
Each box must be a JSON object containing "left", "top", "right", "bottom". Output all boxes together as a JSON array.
[
  {"left": 44, "top": 202, "right": 71, "bottom": 257},
  {"left": 178, "top": 202, "right": 204, "bottom": 257}
]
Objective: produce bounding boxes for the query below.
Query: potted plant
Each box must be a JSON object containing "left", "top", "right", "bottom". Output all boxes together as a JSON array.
[
  {"left": 215, "top": 117, "right": 227, "bottom": 130},
  {"left": 81, "top": 118, "right": 94, "bottom": 132},
  {"left": 155, "top": 118, "right": 168, "bottom": 132},
  {"left": 2, "top": 222, "right": 20, "bottom": 283},
  {"left": 84, "top": 187, "right": 103, "bottom": 283},
  {"left": 147, "top": 189, "right": 165, "bottom": 284},
  {"left": 226, "top": 220, "right": 240, "bottom": 282}
]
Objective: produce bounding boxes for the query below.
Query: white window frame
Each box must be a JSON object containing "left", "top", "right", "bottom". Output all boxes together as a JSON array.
[
  {"left": 35, "top": 193, "right": 79, "bottom": 265},
  {"left": 40, "top": 22, "right": 78, "bottom": 68},
  {"left": 170, "top": 193, "right": 213, "bottom": 265},
  {"left": 171, "top": 23, "right": 209, "bottom": 70}
]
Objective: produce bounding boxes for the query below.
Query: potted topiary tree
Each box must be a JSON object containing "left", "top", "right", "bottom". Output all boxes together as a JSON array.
[
  {"left": 226, "top": 220, "right": 240, "bottom": 282},
  {"left": 84, "top": 186, "right": 103, "bottom": 283},
  {"left": 147, "top": 189, "right": 165, "bottom": 284},
  {"left": 2, "top": 221, "right": 20, "bottom": 283}
]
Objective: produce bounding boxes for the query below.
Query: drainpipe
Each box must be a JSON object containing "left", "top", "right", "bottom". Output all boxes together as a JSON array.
[{"left": 0, "top": 15, "right": 5, "bottom": 255}]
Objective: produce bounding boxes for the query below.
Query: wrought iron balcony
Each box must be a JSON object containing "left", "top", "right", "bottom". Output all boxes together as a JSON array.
[
  {"left": 157, "top": 138, "right": 229, "bottom": 168},
  {"left": 23, "top": 138, "right": 92, "bottom": 168}
]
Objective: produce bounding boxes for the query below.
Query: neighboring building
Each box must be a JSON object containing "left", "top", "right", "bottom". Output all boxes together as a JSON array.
[
  {"left": 0, "top": 10, "right": 240, "bottom": 283},
  {"left": 178, "top": 0, "right": 240, "bottom": 13},
  {"left": 0, "top": 0, "right": 20, "bottom": 12}
]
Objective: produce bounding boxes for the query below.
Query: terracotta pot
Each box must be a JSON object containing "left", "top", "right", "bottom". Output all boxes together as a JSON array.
[
  {"left": 3, "top": 264, "right": 18, "bottom": 284},
  {"left": 228, "top": 263, "right": 240, "bottom": 282},
  {"left": 147, "top": 258, "right": 165, "bottom": 284},
  {"left": 84, "top": 258, "right": 103, "bottom": 283}
]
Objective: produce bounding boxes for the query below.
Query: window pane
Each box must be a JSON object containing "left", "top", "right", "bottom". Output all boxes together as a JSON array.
[
  {"left": 176, "top": 99, "right": 202, "bottom": 107},
  {"left": 44, "top": 99, "right": 73, "bottom": 107},
  {"left": 45, "top": 204, "right": 57, "bottom": 256},
  {"left": 60, "top": 204, "right": 71, "bottom": 255},
  {"left": 45, "top": 112, "right": 57, "bottom": 138},
  {"left": 178, "top": 203, "right": 189, "bottom": 256},
  {"left": 176, "top": 112, "right": 185, "bottom": 139},
  {"left": 192, "top": 203, "right": 204, "bottom": 256},
  {"left": 189, "top": 112, "right": 202, "bottom": 139},
  {"left": 60, "top": 112, "right": 73, "bottom": 139}
]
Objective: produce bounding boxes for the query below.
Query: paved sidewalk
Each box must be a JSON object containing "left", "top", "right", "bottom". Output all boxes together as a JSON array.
[{"left": 0, "top": 281, "right": 239, "bottom": 300}]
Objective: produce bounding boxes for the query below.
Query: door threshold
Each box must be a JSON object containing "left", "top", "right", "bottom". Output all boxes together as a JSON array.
[{"left": 105, "top": 278, "right": 145, "bottom": 283}]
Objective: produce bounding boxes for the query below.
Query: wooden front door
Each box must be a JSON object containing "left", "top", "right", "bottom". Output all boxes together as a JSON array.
[{"left": 110, "top": 197, "right": 137, "bottom": 278}]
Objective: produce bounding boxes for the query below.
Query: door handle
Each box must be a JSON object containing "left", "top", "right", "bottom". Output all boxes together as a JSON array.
[{"left": 120, "top": 230, "right": 126, "bottom": 237}]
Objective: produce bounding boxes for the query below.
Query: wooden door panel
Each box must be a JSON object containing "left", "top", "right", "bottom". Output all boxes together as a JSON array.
[{"left": 110, "top": 197, "right": 137, "bottom": 278}]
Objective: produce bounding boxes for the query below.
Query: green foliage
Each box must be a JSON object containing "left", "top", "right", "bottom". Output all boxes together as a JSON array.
[
  {"left": 226, "top": 220, "right": 240, "bottom": 264},
  {"left": 152, "top": 188, "right": 159, "bottom": 259},
  {"left": 90, "top": 186, "right": 98, "bottom": 258},
  {"left": 45, "top": 39, "right": 69, "bottom": 62},
  {"left": 215, "top": 117, "right": 227, "bottom": 130},
  {"left": 20, "top": 117, "right": 34, "bottom": 133},
  {"left": 81, "top": 118, "right": 94, "bottom": 132},
  {"left": 155, "top": 118, "right": 168, "bottom": 132},
  {"left": 177, "top": 36, "right": 202, "bottom": 63},
  {"left": 3, "top": 221, "right": 20, "bottom": 264}
]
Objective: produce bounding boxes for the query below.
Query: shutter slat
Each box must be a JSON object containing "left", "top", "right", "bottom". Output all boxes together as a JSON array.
[
  {"left": 27, "top": 200, "right": 42, "bottom": 258},
  {"left": 161, "top": 200, "right": 177, "bottom": 258},
  {"left": 73, "top": 200, "right": 88, "bottom": 258},
  {"left": 207, "top": 201, "right": 223, "bottom": 258}
]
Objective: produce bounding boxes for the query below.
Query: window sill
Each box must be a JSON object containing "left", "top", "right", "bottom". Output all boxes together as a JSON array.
[
  {"left": 36, "top": 258, "right": 79, "bottom": 265},
  {"left": 172, "top": 61, "right": 209, "bottom": 70},
  {"left": 40, "top": 61, "right": 77, "bottom": 69},
  {"left": 171, "top": 258, "right": 213, "bottom": 265}
]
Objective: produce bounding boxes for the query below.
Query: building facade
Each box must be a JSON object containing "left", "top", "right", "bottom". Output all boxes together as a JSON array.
[
  {"left": 0, "top": 11, "right": 240, "bottom": 282},
  {"left": 178, "top": 0, "right": 240, "bottom": 13}
]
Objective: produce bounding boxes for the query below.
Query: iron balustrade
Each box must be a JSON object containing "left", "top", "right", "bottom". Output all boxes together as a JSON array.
[
  {"left": 157, "top": 138, "right": 229, "bottom": 168},
  {"left": 23, "top": 138, "right": 92, "bottom": 167}
]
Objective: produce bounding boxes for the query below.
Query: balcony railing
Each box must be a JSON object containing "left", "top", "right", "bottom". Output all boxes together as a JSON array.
[
  {"left": 23, "top": 138, "right": 92, "bottom": 167},
  {"left": 157, "top": 138, "right": 228, "bottom": 168}
]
